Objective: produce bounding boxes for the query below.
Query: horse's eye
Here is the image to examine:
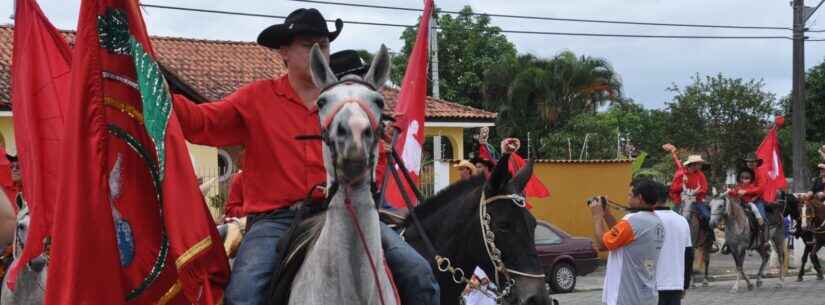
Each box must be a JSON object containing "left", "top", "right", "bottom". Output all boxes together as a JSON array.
[
  {"left": 317, "top": 97, "right": 328, "bottom": 109},
  {"left": 373, "top": 98, "right": 385, "bottom": 109},
  {"left": 337, "top": 124, "right": 347, "bottom": 136},
  {"left": 364, "top": 127, "right": 373, "bottom": 138},
  {"left": 497, "top": 222, "right": 512, "bottom": 232}
]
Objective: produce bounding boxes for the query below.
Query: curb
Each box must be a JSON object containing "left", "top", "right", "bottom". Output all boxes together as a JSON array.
[{"left": 571, "top": 270, "right": 805, "bottom": 293}]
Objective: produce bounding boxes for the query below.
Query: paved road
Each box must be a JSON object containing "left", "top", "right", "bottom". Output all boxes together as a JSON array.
[{"left": 552, "top": 276, "right": 825, "bottom": 305}]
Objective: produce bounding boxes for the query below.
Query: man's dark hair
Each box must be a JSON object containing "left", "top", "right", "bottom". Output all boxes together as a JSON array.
[
  {"left": 630, "top": 178, "right": 662, "bottom": 206},
  {"left": 656, "top": 182, "right": 669, "bottom": 205}
]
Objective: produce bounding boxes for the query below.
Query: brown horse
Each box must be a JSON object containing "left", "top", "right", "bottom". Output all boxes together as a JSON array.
[
  {"left": 796, "top": 194, "right": 825, "bottom": 281},
  {"left": 680, "top": 194, "right": 713, "bottom": 286}
]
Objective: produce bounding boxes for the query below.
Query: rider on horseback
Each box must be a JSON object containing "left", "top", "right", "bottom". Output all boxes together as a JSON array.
[
  {"left": 727, "top": 168, "right": 766, "bottom": 225},
  {"left": 172, "top": 9, "right": 438, "bottom": 305}
]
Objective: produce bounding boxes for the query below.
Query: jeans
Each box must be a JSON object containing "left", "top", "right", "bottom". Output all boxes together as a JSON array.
[
  {"left": 226, "top": 209, "right": 296, "bottom": 305},
  {"left": 752, "top": 199, "right": 767, "bottom": 221},
  {"left": 225, "top": 209, "right": 441, "bottom": 305},
  {"left": 657, "top": 290, "right": 682, "bottom": 305},
  {"left": 381, "top": 223, "right": 440, "bottom": 305},
  {"left": 693, "top": 201, "right": 710, "bottom": 223}
]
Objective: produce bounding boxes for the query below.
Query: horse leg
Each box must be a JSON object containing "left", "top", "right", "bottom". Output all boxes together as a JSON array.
[
  {"left": 731, "top": 247, "right": 749, "bottom": 293},
  {"left": 756, "top": 246, "right": 770, "bottom": 288},
  {"left": 772, "top": 231, "right": 786, "bottom": 287},
  {"left": 813, "top": 244, "right": 825, "bottom": 280},
  {"left": 798, "top": 244, "right": 810, "bottom": 282},
  {"left": 703, "top": 244, "right": 711, "bottom": 286}
]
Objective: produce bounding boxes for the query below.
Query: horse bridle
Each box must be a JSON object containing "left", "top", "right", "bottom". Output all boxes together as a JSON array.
[{"left": 435, "top": 192, "right": 545, "bottom": 303}]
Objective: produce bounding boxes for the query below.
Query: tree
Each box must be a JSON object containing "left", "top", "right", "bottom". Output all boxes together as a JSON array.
[
  {"left": 393, "top": 6, "right": 517, "bottom": 109},
  {"left": 664, "top": 74, "right": 777, "bottom": 184}
]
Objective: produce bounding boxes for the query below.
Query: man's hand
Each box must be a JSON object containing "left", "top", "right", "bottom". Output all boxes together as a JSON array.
[
  {"left": 501, "top": 138, "right": 521, "bottom": 154},
  {"left": 817, "top": 191, "right": 825, "bottom": 200},
  {"left": 662, "top": 143, "right": 677, "bottom": 153},
  {"left": 738, "top": 189, "right": 747, "bottom": 196},
  {"left": 819, "top": 144, "right": 825, "bottom": 160},
  {"left": 588, "top": 197, "right": 605, "bottom": 218}
]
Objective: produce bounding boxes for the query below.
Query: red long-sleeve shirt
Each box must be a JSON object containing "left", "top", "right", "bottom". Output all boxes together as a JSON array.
[
  {"left": 727, "top": 182, "right": 762, "bottom": 203},
  {"left": 224, "top": 172, "right": 244, "bottom": 218},
  {"left": 667, "top": 153, "right": 708, "bottom": 204},
  {"left": 174, "top": 75, "right": 386, "bottom": 215}
]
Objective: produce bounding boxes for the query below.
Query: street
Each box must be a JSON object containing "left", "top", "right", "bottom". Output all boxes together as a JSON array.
[{"left": 553, "top": 276, "right": 825, "bottom": 305}]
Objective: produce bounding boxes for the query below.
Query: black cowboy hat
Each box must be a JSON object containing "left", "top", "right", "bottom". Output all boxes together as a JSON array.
[
  {"left": 257, "top": 8, "right": 343, "bottom": 49},
  {"left": 330, "top": 50, "right": 370, "bottom": 78},
  {"left": 741, "top": 153, "right": 764, "bottom": 167}
]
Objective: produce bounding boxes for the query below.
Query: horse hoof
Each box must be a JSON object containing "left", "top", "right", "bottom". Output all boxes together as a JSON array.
[
  {"left": 730, "top": 287, "right": 738, "bottom": 293},
  {"left": 775, "top": 283, "right": 784, "bottom": 289},
  {"left": 702, "top": 281, "right": 709, "bottom": 287},
  {"left": 748, "top": 284, "right": 754, "bottom": 291},
  {"left": 796, "top": 277, "right": 803, "bottom": 282},
  {"left": 817, "top": 274, "right": 824, "bottom": 281},
  {"left": 756, "top": 280, "right": 762, "bottom": 288}
]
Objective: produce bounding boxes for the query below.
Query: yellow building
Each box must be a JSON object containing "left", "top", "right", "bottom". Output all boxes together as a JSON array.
[{"left": 448, "top": 159, "right": 634, "bottom": 257}]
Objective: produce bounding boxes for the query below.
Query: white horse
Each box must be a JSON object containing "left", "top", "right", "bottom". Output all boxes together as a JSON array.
[
  {"left": 286, "top": 44, "right": 397, "bottom": 305},
  {"left": 1, "top": 204, "right": 47, "bottom": 305}
]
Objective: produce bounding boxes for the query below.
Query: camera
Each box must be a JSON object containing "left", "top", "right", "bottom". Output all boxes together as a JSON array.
[{"left": 586, "top": 196, "right": 607, "bottom": 207}]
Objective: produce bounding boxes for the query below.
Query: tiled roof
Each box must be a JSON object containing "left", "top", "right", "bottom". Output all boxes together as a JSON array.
[{"left": 0, "top": 25, "right": 495, "bottom": 122}]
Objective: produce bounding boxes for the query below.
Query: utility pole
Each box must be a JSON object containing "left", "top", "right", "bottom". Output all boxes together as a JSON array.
[
  {"left": 430, "top": 13, "right": 440, "bottom": 99},
  {"left": 792, "top": 0, "right": 809, "bottom": 192}
]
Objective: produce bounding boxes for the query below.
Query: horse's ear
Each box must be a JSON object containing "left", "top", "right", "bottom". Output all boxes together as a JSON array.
[
  {"left": 309, "top": 44, "right": 338, "bottom": 90},
  {"left": 486, "top": 153, "right": 513, "bottom": 195},
  {"left": 364, "top": 44, "right": 390, "bottom": 89},
  {"left": 509, "top": 158, "right": 534, "bottom": 193}
]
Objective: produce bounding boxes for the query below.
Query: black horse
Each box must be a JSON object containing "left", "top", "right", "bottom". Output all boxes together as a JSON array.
[{"left": 400, "top": 154, "right": 551, "bottom": 305}]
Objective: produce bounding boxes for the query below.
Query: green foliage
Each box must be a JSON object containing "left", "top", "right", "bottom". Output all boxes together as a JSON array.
[
  {"left": 663, "top": 74, "right": 777, "bottom": 184},
  {"left": 392, "top": 6, "right": 518, "bottom": 109}
]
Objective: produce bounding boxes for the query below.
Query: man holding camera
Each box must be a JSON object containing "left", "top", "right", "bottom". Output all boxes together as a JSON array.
[{"left": 590, "top": 179, "right": 665, "bottom": 305}]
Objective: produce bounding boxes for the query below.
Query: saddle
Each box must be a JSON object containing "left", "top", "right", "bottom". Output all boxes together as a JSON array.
[{"left": 378, "top": 208, "right": 409, "bottom": 228}]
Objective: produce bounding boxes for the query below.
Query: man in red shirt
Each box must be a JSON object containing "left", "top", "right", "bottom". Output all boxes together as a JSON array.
[
  {"left": 663, "top": 144, "right": 709, "bottom": 217},
  {"left": 173, "top": 9, "right": 437, "bottom": 305}
]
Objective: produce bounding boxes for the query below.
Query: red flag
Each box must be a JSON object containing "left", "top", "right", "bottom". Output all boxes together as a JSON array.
[
  {"left": 7, "top": 0, "right": 71, "bottom": 288},
  {"left": 384, "top": 0, "right": 434, "bottom": 208},
  {"left": 479, "top": 143, "right": 496, "bottom": 163},
  {"left": 755, "top": 116, "right": 788, "bottom": 203},
  {"left": 508, "top": 153, "right": 550, "bottom": 209},
  {"left": 47, "top": 1, "right": 228, "bottom": 304}
]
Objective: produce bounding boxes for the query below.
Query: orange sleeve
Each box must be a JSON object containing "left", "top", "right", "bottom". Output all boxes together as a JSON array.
[{"left": 603, "top": 220, "right": 636, "bottom": 250}]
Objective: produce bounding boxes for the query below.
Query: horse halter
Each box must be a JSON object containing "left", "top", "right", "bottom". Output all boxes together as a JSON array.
[
  {"left": 436, "top": 191, "right": 544, "bottom": 303},
  {"left": 317, "top": 80, "right": 386, "bottom": 186}
]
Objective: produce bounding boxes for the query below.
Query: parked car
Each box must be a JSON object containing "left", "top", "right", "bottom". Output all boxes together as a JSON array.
[{"left": 535, "top": 221, "right": 599, "bottom": 293}]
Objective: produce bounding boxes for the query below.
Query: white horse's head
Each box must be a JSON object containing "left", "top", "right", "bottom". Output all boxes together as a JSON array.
[
  {"left": 709, "top": 196, "right": 728, "bottom": 228},
  {"left": 310, "top": 44, "right": 390, "bottom": 186}
]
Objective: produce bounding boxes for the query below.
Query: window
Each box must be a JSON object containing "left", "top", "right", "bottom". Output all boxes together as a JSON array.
[{"left": 535, "top": 225, "right": 562, "bottom": 245}]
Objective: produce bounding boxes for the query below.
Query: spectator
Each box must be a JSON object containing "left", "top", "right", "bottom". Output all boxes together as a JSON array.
[
  {"left": 471, "top": 157, "right": 495, "bottom": 178},
  {"left": 653, "top": 183, "right": 693, "bottom": 305},
  {"left": 455, "top": 160, "right": 476, "bottom": 181},
  {"left": 590, "top": 179, "right": 665, "bottom": 305}
]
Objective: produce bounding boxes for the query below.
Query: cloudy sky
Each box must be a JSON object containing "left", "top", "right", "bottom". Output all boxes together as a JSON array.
[{"left": 3, "top": 0, "right": 825, "bottom": 109}]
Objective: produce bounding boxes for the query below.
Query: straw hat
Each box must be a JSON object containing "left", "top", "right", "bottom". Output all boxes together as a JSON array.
[
  {"left": 817, "top": 163, "right": 825, "bottom": 170},
  {"left": 454, "top": 160, "right": 477, "bottom": 171},
  {"left": 683, "top": 155, "right": 706, "bottom": 166}
]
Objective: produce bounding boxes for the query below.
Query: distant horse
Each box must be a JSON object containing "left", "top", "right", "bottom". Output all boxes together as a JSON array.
[
  {"left": 400, "top": 154, "right": 551, "bottom": 305},
  {"left": 792, "top": 194, "right": 825, "bottom": 281},
  {"left": 679, "top": 191, "right": 713, "bottom": 286},
  {"left": 710, "top": 194, "right": 785, "bottom": 292},
  {"left": 1, "top": 204, "right": 47, "bottom": 305},
  {"left": 275, "top": 44, "right": 397, "bottom": 305}
]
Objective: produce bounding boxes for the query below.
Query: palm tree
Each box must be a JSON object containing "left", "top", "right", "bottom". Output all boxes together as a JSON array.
[{"left": 482, "top": 51, "right": 623, "bottom": 132}]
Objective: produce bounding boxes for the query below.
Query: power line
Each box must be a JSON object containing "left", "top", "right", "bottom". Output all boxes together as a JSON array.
[
  {"left": 289, "top": 0, "right": 793, "bottom": 31},
  {"left": 139, "top": 4, "right": 795, "bottom": 40}
]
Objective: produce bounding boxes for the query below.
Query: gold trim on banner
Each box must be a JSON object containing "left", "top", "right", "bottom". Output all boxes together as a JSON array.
[
  {"left": 156, "top": 281, "right": 181, "bottom": 305},
  {"left": 104, "top": 96, "right": 145, "bottom": 124},
  {"left": 176, "top": 237, "right": 212, "bottom": 269}
]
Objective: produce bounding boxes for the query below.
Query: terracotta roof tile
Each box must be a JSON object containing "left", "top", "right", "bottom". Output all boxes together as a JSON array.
[{"left": 0, "top": 25, "right": 496, "bottom": 121}]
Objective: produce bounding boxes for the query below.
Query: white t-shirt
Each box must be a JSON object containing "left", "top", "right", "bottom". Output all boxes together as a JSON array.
[{"left": 654, "top": 210, "right": 692, "bottom": 291}]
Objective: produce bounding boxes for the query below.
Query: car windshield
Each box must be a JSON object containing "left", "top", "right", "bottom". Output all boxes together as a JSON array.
[{"left": 535, "top": 224, "right": 562, "bottom": 245}]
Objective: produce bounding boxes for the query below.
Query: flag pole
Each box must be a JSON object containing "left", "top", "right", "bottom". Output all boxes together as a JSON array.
[{"left": 378, "top": 130, "right": 400, "bottom": 208}]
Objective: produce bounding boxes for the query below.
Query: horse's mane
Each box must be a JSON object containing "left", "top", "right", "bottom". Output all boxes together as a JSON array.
[
  {"left": 727, "top": 195, "right": 749, "bottom": 227},
  {"left": 404, "top": 175, "right": 485, "bottom": 225}
]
